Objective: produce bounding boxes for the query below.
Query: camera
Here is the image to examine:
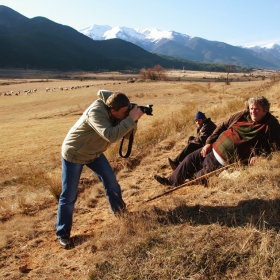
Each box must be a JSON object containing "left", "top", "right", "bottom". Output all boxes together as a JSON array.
[{"left": 131, "top": 103, "right": 153, "bottom": 115}]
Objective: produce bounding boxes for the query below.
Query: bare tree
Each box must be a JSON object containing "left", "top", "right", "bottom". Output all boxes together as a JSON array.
[
  {"left": 139, "top": 68, "right": 148, "bottom": 79},
  {"left": 139, "top": 65, "right": 166, "bottom": 81},
  {"left": 153, "top": 64, "right": 166, "bottom": 80},
  {"left": 225, "top": 64, "right": 233, "bottom": 85}
]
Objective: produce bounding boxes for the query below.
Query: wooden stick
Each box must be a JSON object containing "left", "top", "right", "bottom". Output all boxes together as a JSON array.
[{"left": 146, "top": 160, "right": 246, "bottom": 203}]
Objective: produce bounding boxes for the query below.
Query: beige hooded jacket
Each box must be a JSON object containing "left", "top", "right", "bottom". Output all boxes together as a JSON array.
[{"left": 61, "top": 90, "right": 137, "bottom": 164}]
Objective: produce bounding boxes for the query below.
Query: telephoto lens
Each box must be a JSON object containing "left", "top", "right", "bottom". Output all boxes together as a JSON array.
[{"left": 130, "top": 103, "right": 153, "bottom": 115}]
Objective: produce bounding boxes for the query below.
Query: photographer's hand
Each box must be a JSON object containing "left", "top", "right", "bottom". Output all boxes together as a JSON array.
[{"left": 129, "top": 104, "right": 144, "bottom": 121}]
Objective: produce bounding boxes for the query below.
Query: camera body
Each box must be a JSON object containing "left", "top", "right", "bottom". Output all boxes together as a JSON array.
[{"left": 131, "top": 103, "right": 153, "bottom": 115}]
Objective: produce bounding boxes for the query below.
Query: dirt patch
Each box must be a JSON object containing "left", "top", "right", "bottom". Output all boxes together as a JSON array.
[{"left": 1, "top": 71, "right": 279, "bottom": 279}]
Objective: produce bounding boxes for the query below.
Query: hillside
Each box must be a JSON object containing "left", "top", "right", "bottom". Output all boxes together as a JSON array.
[
  {"left": 0, "top": 5, "right": 169, "bottom": 71},
  {"left": 81, "top": 25, "right": 280, "bottom": 70},
  {"left": 152, "top": 37, "right": 278, "bottom": 69},
  {"left": 0, "top": 5, "right": 253, "bottom": 72},
  {"left": 1, "top": 70, "right": 280, "bottom": 278}
]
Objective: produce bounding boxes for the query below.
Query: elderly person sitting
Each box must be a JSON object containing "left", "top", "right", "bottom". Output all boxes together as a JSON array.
[{"left": 154, "top": 96, "right": 280, "bottom": 187}]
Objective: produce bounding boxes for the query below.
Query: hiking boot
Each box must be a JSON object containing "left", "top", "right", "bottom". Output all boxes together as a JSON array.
[
  {"left": 59, "top": 238, "right": 70, "bottom": 249},
  {"left": 154, "top": 175, "right": 172, "bottom": 186},
  {"left": 167, "top": 157, "right": 178, "bottom": 170}
]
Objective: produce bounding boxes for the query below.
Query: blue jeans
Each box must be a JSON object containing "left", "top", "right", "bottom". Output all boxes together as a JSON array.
[{"left": 56, "top": 154, "right": 126, "bottom": 239}]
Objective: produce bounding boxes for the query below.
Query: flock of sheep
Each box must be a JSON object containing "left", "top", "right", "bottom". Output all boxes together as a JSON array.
[
  {"left": 0, "top": 80, "right": 128, "bottom": 97},
  {"left": 45, "top": 84, "right": 92, "bottom": 92},
  {"left": 1, "top": 88, "right": 37, "bottom": 96},
  {"left": 0, "top": 83, "right": 94, "bottom": 97}
]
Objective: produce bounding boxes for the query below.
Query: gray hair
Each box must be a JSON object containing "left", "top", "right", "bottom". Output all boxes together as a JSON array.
[{"left": 247, "top": 96, "right": 270, "bottom": 112}]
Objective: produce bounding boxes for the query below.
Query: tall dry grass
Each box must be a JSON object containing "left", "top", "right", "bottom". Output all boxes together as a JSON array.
[
  {"left": 88, "top": 78, "right": 280, "bottom": 279},
  {"left": 88, "top": 152, "right": 280, "bottom": 279},
  {"left": 104, "top": 94, "right": 249, "bottom": 168},
  {"left": 1, "top": 73, "right": 280, "bottom": 279}
]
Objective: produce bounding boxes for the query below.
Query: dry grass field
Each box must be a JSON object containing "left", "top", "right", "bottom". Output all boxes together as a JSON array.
[{"left": 1, "top": 69, "right": 280, "bottom": 279}]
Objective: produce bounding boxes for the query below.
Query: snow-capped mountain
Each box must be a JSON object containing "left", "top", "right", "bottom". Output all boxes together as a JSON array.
[
  {"left": 245, "top": 43, "right": 280, "bottom": 53},
  {"left": 80, "top": 24, "right": 280, "bottom": 69},
  {"left": 244, "top": 44, "right": 280, "bottom": 69},
  {"left": 79, "top": 24, "right": 112, "bottom": 40},
  {"left": 80, "top": 25, "right": 192, "bottom": 52}
]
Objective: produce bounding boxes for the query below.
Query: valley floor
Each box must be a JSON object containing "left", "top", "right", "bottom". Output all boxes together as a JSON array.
[{"left": 1, "top": 73, "right": 280, "bottom": 279}]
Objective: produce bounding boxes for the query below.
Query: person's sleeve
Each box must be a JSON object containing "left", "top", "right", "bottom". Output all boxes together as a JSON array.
[
  {"left": 268, "top": 117, "right": 280, "bottom": 151},
  {"left": 195, "top": 123, "right": 216, "bottom": 145},
  {"left": 206, "top": 111, "right": 246, "bottom": 144},
  {"left": 206, "top": 121, "right": 229, "bottom": 144},
  {"left": 87, "top": 106, "right": 137, "bottom": 143}
]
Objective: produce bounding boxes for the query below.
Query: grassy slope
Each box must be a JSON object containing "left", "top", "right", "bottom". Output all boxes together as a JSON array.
[{"left": 0, "top": 71, "right": 280, "bottom": 279}]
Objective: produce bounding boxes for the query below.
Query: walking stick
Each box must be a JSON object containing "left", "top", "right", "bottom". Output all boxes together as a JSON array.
[{"left": 146, "top": 160, "right": 247, "bottom": 203}]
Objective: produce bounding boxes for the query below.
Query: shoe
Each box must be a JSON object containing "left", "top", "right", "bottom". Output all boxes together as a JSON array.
[
  {"left": 154, "top": 175, "right": 172, "bottom": 186},
  {"left": 167, "top": 158, "right": 178, "bottom": 170},
  {"left": 59, "top": 238, "right": 70, "bottom": 249}
]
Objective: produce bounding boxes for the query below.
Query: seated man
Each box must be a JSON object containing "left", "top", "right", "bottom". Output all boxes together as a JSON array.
[
  {"left": 154, "top": 96, "right": 280, "bottom": 187},
  {"left": 168, "top": 111, "right": 216, "bottom": 170}
]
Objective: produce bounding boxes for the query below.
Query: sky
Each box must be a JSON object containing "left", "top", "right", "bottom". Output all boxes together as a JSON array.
[{"left": 1, "top": 0, "right": 280, "bottom": 47}]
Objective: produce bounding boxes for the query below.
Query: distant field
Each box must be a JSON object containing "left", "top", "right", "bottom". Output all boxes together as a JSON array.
[
  {"left": 1, "top": 70, "right": 280, "bottom": 279},
  {"left": 0, "top": 68, "right": 275, "bottom": 84},
  {"left": 0, "top": 70, "right": 275, "bottom": 177}
]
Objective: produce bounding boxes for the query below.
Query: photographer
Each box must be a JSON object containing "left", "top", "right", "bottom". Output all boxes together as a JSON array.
[{"left": 56, "top": 90, "right": 143, "bottom": 248}]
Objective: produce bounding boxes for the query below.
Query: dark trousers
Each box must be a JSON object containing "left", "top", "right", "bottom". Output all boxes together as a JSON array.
[
  {"left": 174, "top": 142, "right": 202, "bottom": 164},
  {"left": 168, "top": 148, "right": 222, "bottom": 186}
]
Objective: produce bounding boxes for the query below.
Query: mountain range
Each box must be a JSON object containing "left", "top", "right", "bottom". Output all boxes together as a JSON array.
[
  {"left": 80, "top": 25, "right": 280, "bottom": 70},
  {"left": 0, "top": 5, "right": 274, "bottom": 72},
  {"left": 1, "top": 5, "right": 247, "bottom": 73}
]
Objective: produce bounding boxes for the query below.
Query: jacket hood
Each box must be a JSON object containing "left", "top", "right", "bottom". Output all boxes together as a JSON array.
[{"left": 97, "top": 90, "right": 113, "bottom": 103}]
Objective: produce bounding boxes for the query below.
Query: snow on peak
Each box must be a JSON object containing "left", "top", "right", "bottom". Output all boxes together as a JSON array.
[
  {"left": 79, "top": 24, "right": 112, "bottom": 40},
  {"left": 244, "top": 43, "right": 280, "bottom": 51},
  {"left": 79, "top": 24, "right": 279, "bottom": 53},
  {"left": 79, "top": 25, "right": 191, "bottom": 43},
  {"left": 261, "top": 43, "right": 280, "bottom": 50},
  {"left": 134, "top": 28, "right": 175, "bottom": 41},
  {"left": 263, "top": 43, "right": 274, "bottom": 49}
]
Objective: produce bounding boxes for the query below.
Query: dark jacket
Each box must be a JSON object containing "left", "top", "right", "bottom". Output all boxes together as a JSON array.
[
  {"left": 206, "top": 110, "right": 280, "bottom": 156},
  {"left": 191, "top": 118, "right": 217, "bottom": 146}
]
